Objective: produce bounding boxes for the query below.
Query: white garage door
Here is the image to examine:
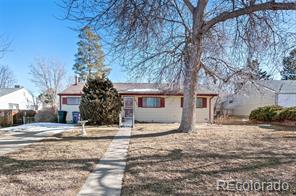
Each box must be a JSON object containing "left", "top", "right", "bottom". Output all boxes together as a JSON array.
[{"left": 278, "top": 94, "right": 296, "bottom": 107}]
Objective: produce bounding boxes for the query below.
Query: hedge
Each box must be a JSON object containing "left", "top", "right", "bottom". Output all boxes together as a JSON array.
[
  {"left": 249, "top": 105, "right": 296, "bottom": 122},
  {"left": 277, "top": 107, "right": 296, "bottom": 121},
  {"left": 35, "top": 108, "right": 57, "bottom": 122}
]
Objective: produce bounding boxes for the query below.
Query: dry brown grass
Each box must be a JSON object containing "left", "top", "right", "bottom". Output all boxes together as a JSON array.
[
  {"left": 0, "top": 132, "right": 13, "bottom": 139},
  {"left": 0, "top": 128, "right": 117, "bottom": 196},
  {"left": 122, "top": 123, "right": 296, "bottom": 195}
]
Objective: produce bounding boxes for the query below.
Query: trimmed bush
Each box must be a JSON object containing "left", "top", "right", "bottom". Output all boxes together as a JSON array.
[
  {"left": 277, "top": 107, "right": 296, "bottom": 121},
  {"left": 250, "top": 106, "right": 296, "bottom": 122},
  {"left": 35, "top": 108, "right": 57, "bottom": 122},
  {"left": 249, "top": 105, "right": 283, "bottom": 121}
]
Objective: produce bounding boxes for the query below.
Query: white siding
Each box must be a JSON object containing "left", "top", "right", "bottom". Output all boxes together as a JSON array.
[
  {"left": 231, "top": 84, "right": 276, "bottom": 116},
  {"left": 130, "top": 95, "right": 214, "bottom": 123},
  {"left": 60, "top": 95, "right": 216, "bottom": 123},
  {"left": 0, "top": 88, "right": 34, "bottom": 110},
  {"left": 60, "top": 96, "right": 81, "bottom": 122}
]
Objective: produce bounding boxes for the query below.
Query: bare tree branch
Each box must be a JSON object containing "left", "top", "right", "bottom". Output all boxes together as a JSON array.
[
  {"left": 204, "top": 2, "right": 296, "bottom": 31},
  {"left": 0, "top": 35, "right": 11, "bottom": 59},
  {"left": 0, "top": 65, "right": 15, "bottom": 88},
  {"left": 182, "top": 0, "right": 194, "bottom": 13},
  {"left": 29, "top": 58, "right": 67, "bottom": 108}
]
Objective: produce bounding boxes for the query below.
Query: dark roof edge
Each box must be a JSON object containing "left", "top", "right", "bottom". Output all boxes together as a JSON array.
[{"left": 58, "top": 92, "right": 218, "bottom": 96}]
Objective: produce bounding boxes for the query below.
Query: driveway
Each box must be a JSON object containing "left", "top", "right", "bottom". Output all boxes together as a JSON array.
[{"left": 0, "top": 123, "right": 77, "bottom": 156}]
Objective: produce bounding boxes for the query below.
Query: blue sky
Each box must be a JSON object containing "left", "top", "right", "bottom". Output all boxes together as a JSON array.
[{"left": 0, "top": 0, "right": 127, "bottom": 95}]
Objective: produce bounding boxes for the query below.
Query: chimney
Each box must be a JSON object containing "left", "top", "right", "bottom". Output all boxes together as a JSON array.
[
  {"left": 14, "top": 85, "right": 21, "bottom": 88},
  {"left": 75, "top": 75, "right": 78, "bottom": 85}
]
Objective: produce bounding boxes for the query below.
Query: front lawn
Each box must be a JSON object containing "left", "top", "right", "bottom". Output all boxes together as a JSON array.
[
  {"left": 0, "top": 128, "right": 117, "bottom": 195},
  {"left": 0, "top": 132, "right": 13, "bottom": 139},
  {"left": 122, "top": 123, "right": 296, "bottom": 195}
]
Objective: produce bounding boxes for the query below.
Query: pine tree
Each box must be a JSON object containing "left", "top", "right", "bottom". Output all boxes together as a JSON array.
[
  {"left": 79, "top": 75, "right": 122, "bottom": 125},
  {"left": 281, "top": 48, "right": 296, "bottom": 80},
  {"left": 247, "top": 59, "right": 271, "bottom": 80},
  {"left": 73, "top": 26, "right": 111, "bottom": 80}
]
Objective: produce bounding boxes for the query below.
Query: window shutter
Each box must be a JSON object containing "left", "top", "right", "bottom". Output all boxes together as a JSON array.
[
  {"left": 160, "top": 97, "right": 165, "bottom": 108},
  {"left": 62, "top": 97, "right": 67, "bottom": 104},
  {"left": 138, "top": 97, "right": 143, "bottom": 107},
  {"left": 202, "top": 98, "right": 207, "bottom": 108},
  {"left": 181, "top": 97, "right": 183, "bottom": 108}
]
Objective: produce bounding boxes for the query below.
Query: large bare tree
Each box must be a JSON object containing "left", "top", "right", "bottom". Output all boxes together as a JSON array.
[
  {"left": 63, "top": 0, "right": 296, "bottom": 132},
  {"left": 29, "top": 58, "right": 66, "bottom": 109},
  {"left": 0, "top": 65, "right": 15, "bottom": 88},
  {"left": 0, "top": 36, "right": 14, "bottom": 88},
  {"left": 0, "top": 35, "right": 10, "bottom": 59}
]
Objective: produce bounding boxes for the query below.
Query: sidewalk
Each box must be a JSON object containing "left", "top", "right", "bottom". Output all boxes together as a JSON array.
[{"left": 78, "top": 127, "right": 131, "bottom": 196}]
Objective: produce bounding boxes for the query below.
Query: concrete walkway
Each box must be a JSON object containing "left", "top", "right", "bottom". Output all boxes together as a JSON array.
[{"left": 78, "top": 127, "right": 131, "bottom": 196}]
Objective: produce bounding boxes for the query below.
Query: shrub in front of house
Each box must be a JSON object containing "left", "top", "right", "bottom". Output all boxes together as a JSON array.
[
  {"left": 79, "top": 75, "right": 122, "bottom": 125},
  {"left": 250, "top": 106, "right": 296, "bottom": 122},
  {"left": 277, "top": 107, "right": 296, "bottom": 121},
  {"left": 249, "top": 105, "right": 283, "bottom": 121},
  {"left": 34, "top": 108, "right": 57, "bottom": 122}
]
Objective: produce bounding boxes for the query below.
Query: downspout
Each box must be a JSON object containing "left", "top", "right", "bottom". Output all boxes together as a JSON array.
[
  {"left": 59, "top": 95, "right": 62, "bottom": 111},
  {"left": 209, "top": 96, "right": 214, "bottom": 123}
]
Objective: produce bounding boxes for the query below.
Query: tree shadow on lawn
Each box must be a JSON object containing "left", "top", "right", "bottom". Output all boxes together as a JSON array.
[
  {"left": 122, "top": 149, "right": 296, "bottom": 195},
  {"left": 41, "top": 129, "right": 180, "bottom": 143},
  {"left": 41, "top": 135, "right": 116, "bottom": 142},
  {"left": 0, "top": 132, "right": 116, "bottom": 146},
  {"left": 0, "top": 156, "right": 98, "bottom": 175},
  {"left": 131, "top": 129, "right": 180, "bottom": 138},
  {"left": 0, "top": 156, "right": 128, "bottom": 175}
]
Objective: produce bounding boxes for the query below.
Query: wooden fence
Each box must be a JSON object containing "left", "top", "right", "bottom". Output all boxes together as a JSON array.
[{"left": 0, "top": 110, "right": 36, "bottom": 127}]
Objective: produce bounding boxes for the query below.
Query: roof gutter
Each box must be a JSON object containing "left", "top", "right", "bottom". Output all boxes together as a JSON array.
[
  {"left": 209, "top": 96, "right": 215, "bottom": 123},
  {"left": 119, "top": 93, "right": 219, "bottom": 96}
]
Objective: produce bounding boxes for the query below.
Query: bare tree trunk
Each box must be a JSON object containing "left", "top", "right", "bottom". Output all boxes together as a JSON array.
[
  {"left": 179, "top": 61, "right": 197, "bottom": 132},
  {"left": 178, "top": 0, "right": 207, "bottom": 133},
  {"left": 178, "top": 44, "right": 202, "bottom": 132}
]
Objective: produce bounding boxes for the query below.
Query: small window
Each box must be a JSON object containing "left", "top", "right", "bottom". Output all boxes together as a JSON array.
[
  {"left": 67, "top": 97, "right": 81, "bottom": 105},
  {"left": 196, "top": 97, "right": 207, "bottom": 108},
  {"left": 180, "top": 97, "right": 207, "bottom": 108},
  {"left": 143, "top": 97, "right": 161, "bottom": 108}
]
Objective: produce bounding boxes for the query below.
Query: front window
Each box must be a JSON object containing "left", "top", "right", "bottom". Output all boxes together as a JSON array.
[
  {"left": 196, "top": 97, "right": 207, "bottom": 108},
  {"left": 67, "top": 97, "right": 80, "bottom": 105},
  {"left": 143, "top": 97, "right": 161, "bottom": 108}
]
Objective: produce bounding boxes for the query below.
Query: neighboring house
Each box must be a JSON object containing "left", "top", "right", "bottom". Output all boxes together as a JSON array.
[
  {"left": 223, "top": 80, "right": 296, "bottom": 116},
  {"left": 58, "top": 82, "right": 218, "bottom": 123},
  {"left": 0, "top": 86, "right": 35, "bottom": 110}
]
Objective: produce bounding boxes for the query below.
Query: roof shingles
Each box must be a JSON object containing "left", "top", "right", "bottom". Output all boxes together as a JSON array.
[
  {"left": 0, "top": 88, "right": 21, "bottom": 97},
  {"left": 58, "top": 82, "right": 218, "bottom": 96}
]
